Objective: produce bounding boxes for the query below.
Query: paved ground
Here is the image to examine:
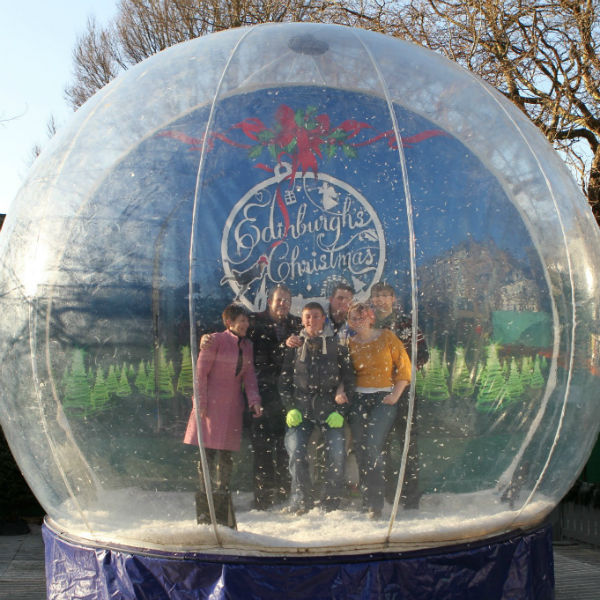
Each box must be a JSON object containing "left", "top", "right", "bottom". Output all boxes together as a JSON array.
[
  {"left": 553, "top": 540, "right": 600, "bottom": 599},
  {"left": 1, "top": 524, "right": 599, "bottom": 599},
  {"left": 0, "top": 523, "right": 45, "bottom": 600}
]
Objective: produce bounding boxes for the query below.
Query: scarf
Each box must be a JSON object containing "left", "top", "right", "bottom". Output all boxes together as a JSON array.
[{"left": 298, "top": 329, "right": 328, "bottom": 362}]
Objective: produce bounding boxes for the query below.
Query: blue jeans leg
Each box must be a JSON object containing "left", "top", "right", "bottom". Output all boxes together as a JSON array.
[
  {"left": 284, "top": 421, "right": 314, "bottom": 509},
  {"left": 349, "top": 403, "right": 370, "bottom": 507},
  {"left": 350, "top": 394, "right": 398, "bottom": 512},
  {"left": 365, "top": 402, "right": 398, "bottom": 511},
  {"left": 320, "top": 425, "right": 346, "bottom": 509}
]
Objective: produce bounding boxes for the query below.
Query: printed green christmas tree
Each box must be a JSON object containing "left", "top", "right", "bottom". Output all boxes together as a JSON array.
[
  {"left": 422, "top": 347, "right": 450, "bottom": 402},
  {"left": 530, "top": 356, "right": 545, "bottom": 390},
  {"left": 450, "top": 346, "right": 474, "bottom": 399},
  {"left": 476, "top": 343, "right": 498, "bottom": 391},
  {"left": 63, "top": 349, "right": 91, "bottom": 416},
  {"left": 106, "top": 364, "right": 119, "bottom": 397},
  {"left": 90, "top": 367, "right": 110, "bottom": 414},
  {"left": 476, "top": 343, "right": 506, "bottom": 413},
  {"left": 134, "top": 360, "right": 148, "bottom": 394},
  {"left": 177, "top": 346, "right": 194, "bottom": 396},
  {"left": 520, "top": 356, "right": 533, "bottom": 389},
  {"left": 504, "top": 358, "right": 524, "bottom": 403},
  {"left": 145, "top": 360, "right": 155, "bottom": 396},
  {"left": 442, "top": 353, "right": 450, "bottom": 380},
  {"left": 116, "top": 365, "right": 132, "bottom": 398},
  {"left": 157, "top": 346, "right": 174, "bottom": 399}
]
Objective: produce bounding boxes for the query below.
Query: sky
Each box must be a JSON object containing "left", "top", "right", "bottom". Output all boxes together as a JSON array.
[{"left": 0, "top": 1, "right": 118, "bottom": 215}]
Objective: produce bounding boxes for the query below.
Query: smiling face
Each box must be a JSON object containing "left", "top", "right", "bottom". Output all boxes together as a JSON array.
[
  {"left": 370, "top": 289, "right": 395, "bottom": 317},
  {"left": 268, "top": 289, "right": 292, "bottom": 321},
  {"left": 226, "top": 314, "right": 250, "bottom": 337},
  {"left": 347, "top": 305, "right": 375, "bottom": 334},
  {"left": 302, "top": 307, "right": 327, "bottom": 337}
]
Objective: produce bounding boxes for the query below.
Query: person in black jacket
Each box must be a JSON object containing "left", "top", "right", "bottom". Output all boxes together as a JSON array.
[
  {"left": 248, "top": 285, "right": 302, "bottom": 510},
  {"left": 279, "top": 302, "right": 355, "bottom": 515}
]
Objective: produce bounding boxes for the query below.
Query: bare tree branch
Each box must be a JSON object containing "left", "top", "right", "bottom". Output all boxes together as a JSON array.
[
  {"left": 62, "top": 0, "right": 600, "bottom": 220},
  {"left": 387, "top": 0, "right": 600, "bottom": 222}
]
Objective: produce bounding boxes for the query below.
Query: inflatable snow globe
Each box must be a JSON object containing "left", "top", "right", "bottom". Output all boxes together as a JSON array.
[{"left": 1, "top": 22, "right": 599, "bottom": 598}]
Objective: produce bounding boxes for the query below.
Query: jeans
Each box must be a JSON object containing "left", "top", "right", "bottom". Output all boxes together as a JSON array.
[
  {"left": 348, "top": 392, "right": 398, "bottom": 512},
  {"left": 284, "top": 420, "right": 346, "bottom": 510}
]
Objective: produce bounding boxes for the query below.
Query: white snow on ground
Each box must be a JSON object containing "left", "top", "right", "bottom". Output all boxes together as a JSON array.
[{"left": 51, "top": 487, "right": 554, "bottom": 555}]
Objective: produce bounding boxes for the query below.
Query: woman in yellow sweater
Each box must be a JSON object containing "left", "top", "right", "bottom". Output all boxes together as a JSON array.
[{"left": 347, "top": 302, "right": 411, "bottom": 519}]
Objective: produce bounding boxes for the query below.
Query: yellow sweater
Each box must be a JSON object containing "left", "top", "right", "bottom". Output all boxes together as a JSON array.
[{"left": 348, "top": 329, "right": 411, "bottom": 388}]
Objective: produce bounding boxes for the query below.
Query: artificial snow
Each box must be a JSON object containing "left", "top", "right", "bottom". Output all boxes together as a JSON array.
[{"left": 51, "top": 486, "right": 553, "bottom": 556}]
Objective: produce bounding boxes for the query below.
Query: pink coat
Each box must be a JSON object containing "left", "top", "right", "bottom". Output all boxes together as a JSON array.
[{"left": 183, "top": 330, "right": 261, "bottom": 451}]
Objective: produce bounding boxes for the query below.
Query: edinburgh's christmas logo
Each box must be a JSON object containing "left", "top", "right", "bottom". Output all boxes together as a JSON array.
[
  {"left": 221, "top": 161, "right": 384, "bottom": 308},
  {"left": 218, "top": 105, "right": 391, "bottom": 308},
  {"left": 161, "top": 103, "right": 445, "bottom": 309}
]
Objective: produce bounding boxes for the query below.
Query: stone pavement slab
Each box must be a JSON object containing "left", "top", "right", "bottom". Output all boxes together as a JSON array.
[
  {"left": 554, "top": 541, "right": 600, "bottom": 600},
  {"left": 0, "top": 523, "right": 45, "bottom": 600}
]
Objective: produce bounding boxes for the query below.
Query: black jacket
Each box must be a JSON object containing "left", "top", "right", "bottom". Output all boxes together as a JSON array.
[
  {"left": 248, "top": 310, "right": 302, "bottom": 391},
  {"left": 279, "top": 332, "right": 355, "bottom": 423}
]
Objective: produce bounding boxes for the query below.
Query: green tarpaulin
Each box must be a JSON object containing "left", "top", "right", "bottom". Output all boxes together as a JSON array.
[{"left": 492, "top": 310, "right": 552, "bottom": 347}]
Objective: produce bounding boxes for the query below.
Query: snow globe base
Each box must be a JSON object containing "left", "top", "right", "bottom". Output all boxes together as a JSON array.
[{"left": 43, "top": 518, "right": 554, "bottom": 599}]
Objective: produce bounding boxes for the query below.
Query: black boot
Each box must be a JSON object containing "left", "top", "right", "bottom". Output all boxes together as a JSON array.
[
  {"left": 195, "top": 490, "right": 211, "bottom": 525},
  {"left": 196, "top": 489, "right": 237, "bottom": 529},
  {"left": 213, "top": 490, "right": 237, "bottom": 529}
]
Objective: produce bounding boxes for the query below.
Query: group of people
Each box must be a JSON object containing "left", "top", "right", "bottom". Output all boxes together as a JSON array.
[{"left": 184, "top": 282, "right": 428, "bottom": 526}]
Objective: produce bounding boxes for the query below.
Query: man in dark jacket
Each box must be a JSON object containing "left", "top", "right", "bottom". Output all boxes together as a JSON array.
[
  {"left": 248, "top": 285, "right": 302, "bottom": 510},
  {"left": 279, "top": 302, "right": 355, "bottom": 515},
  {"left": 326, "top": 282, "right": 354, "bottom": 342}
]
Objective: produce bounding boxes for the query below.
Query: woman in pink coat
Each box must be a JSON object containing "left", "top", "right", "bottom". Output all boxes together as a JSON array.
[{"left": 184, "top": 304, "right": 262, "bottom": 524}]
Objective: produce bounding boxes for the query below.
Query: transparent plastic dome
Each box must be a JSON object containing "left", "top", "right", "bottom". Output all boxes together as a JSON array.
[{"left": 1, "top": 22, "right": 599, "bottom": 555}]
